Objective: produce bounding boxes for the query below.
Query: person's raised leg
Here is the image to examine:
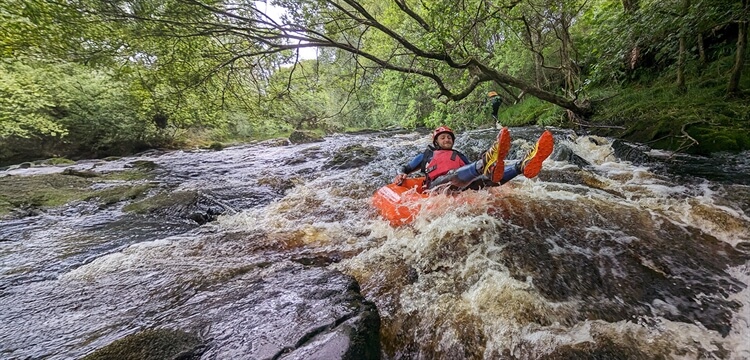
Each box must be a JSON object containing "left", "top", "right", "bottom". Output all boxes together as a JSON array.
[
  {"left": 480, "top": 127, "right": 511, "bottom": 183},
  {"left": 518, "top": 130, "right": 554, "bottom": 178},
  {"left": 499, "top": 163, "right": 520, "bottom": 184}
]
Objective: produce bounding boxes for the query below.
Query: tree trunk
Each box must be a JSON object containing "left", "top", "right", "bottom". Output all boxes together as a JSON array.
[
  {"left": 623, "top": 0, "right": 640, "bottom": 70},
  {"left": 478, "top": 64, "right": 591, "bottom": 115},
  {"left": 727, "top": 0, "right": 748, "bottom": 96},
  {"left": 675, "top": 0, "right": 690, "bottom": 93},
  {"left": 676, "top": 33, "right": 687, "bottom": 92},
  {"left": 522, "top": 16, "right": 548, "bottom": 89},
  {"left": 697, "top": 33, "right": 706, "bottom": 72},
  {"left": 532, "top": 30, "right": 546, "bottom": 89},
  {"left": 559, "top": 19, "right": 577, "bottom": 97},
  {"left": 555, "top": 5, "right": 579, "bottom": 99},
  {"left": 622, "top": 0, "right": 639, "bottom": 11}
]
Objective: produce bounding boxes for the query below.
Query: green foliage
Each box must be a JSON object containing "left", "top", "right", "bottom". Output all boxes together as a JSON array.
[
  {"left": 52, "top": 64, "right": 148, "bottom": 154},
  {"left": 0, "top": 60, "right": 67, "bottom": 138},
  {"left": 1, "top": 0, "right": 748, "bottom": 163},
  {"left": 590, "top": 54, "right": 750, "bottom": 154},
  {"left": 496, "top": 98, "right": 565, "bottom": 127},
  {"left": 577, "top": 0, "right": 740, "bottom": 87},
  {"left": 370, "top": 72, "right": 436, "bottom": 128},
  {"left": 1, "top": 0, "right": 82, "bottom": 59}
]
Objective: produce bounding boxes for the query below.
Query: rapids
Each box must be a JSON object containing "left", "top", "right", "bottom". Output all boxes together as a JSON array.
[{"left": 1, "top": 127, "right": 749, "bottom": 359}]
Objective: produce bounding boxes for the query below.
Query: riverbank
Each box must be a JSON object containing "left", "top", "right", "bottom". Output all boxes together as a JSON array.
[
  {"left": 2, "top": 56, "right": 748, "bottom": 167},
  {"left": 498, "top": 54, "right": 750, "bottom": 155}
]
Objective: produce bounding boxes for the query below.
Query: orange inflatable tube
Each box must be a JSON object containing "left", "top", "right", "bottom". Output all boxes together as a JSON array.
[{"left": 371, "top": 177, "right": 428, "bottom": 226}]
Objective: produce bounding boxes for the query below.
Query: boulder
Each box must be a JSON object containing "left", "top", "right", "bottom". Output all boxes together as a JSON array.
[
  {"left": 167, "top": 262, "right": 381, "bottom": 360},
  {"left": 62, "top": 168, "right": 100, "bottom": 178},
  {"left": 123, "top": 190, "right": 227, "bottom": 225},
  {"left": 289, "top": 130, "right": 324, "bottom": 144},
  {"left": 325, "top": 144, "right": 379, "bottom": 170},
  {"left": 82, "top": 329, "right": 205, "bottom": 360}
]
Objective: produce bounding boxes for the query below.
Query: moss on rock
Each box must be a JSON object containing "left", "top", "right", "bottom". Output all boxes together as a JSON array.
[
  {"left": 46, "top": 157, "right": 76, "bottom": 165},
  {"left": 289, "top": 130, "right": 324, "bottom": 144},
  {"left": 128, "top": 160, "right": 158, "bottom": 171},
  {"left": 0, "top": 170, "right": 155, "bottom": 216},
  {"left": 86, "top": 184, "right": 156, "bottom": 206},
  {"left": 123, "top": 191, "right": 199, "bottom": 214},
  {"left": 688, "top": 125, "right": 750, "bottom": 154}
]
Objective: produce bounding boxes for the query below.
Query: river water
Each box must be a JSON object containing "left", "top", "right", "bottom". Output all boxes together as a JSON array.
[{"left": 1, "top": 127, "right": 749, "bottom": 359}]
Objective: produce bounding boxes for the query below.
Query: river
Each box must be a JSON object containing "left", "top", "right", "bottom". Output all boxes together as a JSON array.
[{"left": 1, "top": 127, "right": 749, "bottom": 359}]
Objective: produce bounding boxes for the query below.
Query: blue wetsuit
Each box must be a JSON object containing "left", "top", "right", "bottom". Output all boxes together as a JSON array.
[{"left": 401, "top": 149, "right": 520, "bottom": 189}]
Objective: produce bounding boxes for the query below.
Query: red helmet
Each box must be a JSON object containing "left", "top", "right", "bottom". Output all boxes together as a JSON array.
[{"left": 432, "top": 126, "right": 455, "bottom": 143}]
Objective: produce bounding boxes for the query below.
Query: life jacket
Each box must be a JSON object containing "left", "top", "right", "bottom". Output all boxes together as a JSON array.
[{"left": 423, "top": 149, "right": 466, "bottom": 181}]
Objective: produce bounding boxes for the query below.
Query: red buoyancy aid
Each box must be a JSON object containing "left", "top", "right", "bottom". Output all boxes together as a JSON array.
[{"left": 424, "top": 150, "right": 466, "bottom": 180}]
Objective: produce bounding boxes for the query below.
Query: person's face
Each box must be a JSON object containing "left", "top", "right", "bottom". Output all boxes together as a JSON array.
[{"left": 435, "top": 133, "right": 454, "bottom": 149}]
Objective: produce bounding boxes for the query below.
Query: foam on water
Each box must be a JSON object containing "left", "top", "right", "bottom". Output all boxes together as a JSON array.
[{"left": 3, "top": 129, "right": 748, "bottom": 359}]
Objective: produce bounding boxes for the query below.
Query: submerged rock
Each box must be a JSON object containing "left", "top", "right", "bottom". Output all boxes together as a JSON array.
[
  {"left": 127, "top": 160, "right": 159, "bottom": 171},
  {"left": 325, "top": 144, "right": 379, "bottom": 170},
  {"left": 124, "top": 190, "right": 227, "bottom": 224},
  {"left": 289, "top": 130, "right": 324, "bottom": 144},
  {"left": 82, "top": 329, "right": 205, "bottom": 360},
  {"left": 62, "top": 168, "right": 100, "bottom": 178},
  {"left": 611, "top": 139, "right": 651, "bottom": 164}
]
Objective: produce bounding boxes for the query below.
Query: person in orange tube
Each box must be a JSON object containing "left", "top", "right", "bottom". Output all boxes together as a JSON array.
[{"left": 394, "top": 126, "right": 554, "bottom": 190}]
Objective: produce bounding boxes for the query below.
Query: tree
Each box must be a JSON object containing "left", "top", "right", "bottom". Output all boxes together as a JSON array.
[
  {"left": 86, "top": 0, "right": 594, "bottom": 116},
  {"left": 0, "top": 61, "right": 66, "bottom": 139},
  {"left": 727, "top": 0, "right": 748, "bottom": 96},
  {"left": 675, "top": 0, "right": 691, "bottom": 92}
]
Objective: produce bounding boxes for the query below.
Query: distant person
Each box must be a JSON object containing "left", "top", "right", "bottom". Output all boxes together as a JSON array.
[
  {"left": 488, "top": 91, "right": 502, "bottom": 121},
  {"left": 394, "top": 126, "right": 554, "bottom": 190}
]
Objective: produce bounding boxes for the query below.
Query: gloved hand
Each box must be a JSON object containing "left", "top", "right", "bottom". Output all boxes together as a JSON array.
[{"left": 394, "top": 173, "right": 407, "bottom": 184}]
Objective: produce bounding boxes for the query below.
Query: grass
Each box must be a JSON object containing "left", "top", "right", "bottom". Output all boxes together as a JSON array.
[
  {"left": 588, "top": 57, "right": 750, "bottom": 154},
  {"left": 494, "top": 54, "right": 750, "bottom": 154},
  {"left": 496, "top": 96, "right": 567, "bottom": 128}
]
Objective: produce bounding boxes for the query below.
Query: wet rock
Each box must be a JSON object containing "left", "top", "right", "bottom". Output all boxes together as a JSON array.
[
  {"left": 611, "top": 139, "right": 651, "bottom": 164},
  {"left": 124, "top": 190, "right": 228, "bottom": 224},
  {"left": 736, "top": 241, "right": 750, "bottom": 253},
  {"left": 258, "top": 138, "right": 291, "bottom": 147},
  {"left": 205, "top": 142, "right": 224, "bottom": 151},
  {"left": 82, "top": 328, "right": 205, "bottom": 360},
  {"left": 554, "top": 143, "right": 591, "bottom": 168},
  {"left": 127, "top": 160, "right": 158, "bottom": 171},
  {"left": 406, "top": 267, "right": 419, "bottom": 284},
  {"left": 495, "top": 196, "right": 749, "bottom": 336},
  {"left": 170, "top": 262, "right": 381, "bottom": 360},
  {"left": 45, "top": 157, "right": 76, "bottom": 166},
  {"left": 291, "top": 253, "right": 344, "bottom": 267},
  {"left": 289, "top": 130, "right": 324, "bottom": 144},
  {"left": 257, "top": 175, "right": 302, "bottom": 194},
  {"left": 285, "top": 146, "right": 324, "bottom": 165},
  {"left": 62, "top": 168, "right": 100, "bottom": 178},
  {"left": 325, "top": 144, "right": 379, "bottom": 170}
]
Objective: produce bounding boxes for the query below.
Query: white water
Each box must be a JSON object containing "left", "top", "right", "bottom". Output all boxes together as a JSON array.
[{"left": 2, "top": 127, "right": 749, "bottom": 359}]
